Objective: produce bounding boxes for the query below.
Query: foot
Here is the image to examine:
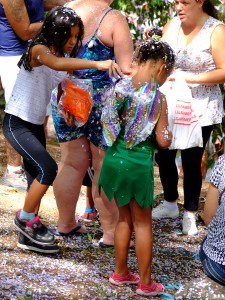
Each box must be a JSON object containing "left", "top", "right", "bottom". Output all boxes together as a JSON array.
[
  {"left": 1, "top": 169, "right": 27, "bottom": 190},
  {"left": 14, "top": 211, "right": 55, "bottom": 245},
  {"left": 182, "top": 214, "right": 198, "bottom": 235},
  {"left": 81, "top": 209, "right": 98, "bottom": 223},
  {"left": 99, "top": 238, "right": 135, "bottom": 249},
  {"left": 136, "top": 281, "right": 164, "bottom": 296},
  {"left": 152, "top": 202, "right": 179, "bottom": 220},
  {"left": 17, "top": 233, "right": 59, "bottom": 254},
  {"left": 56, "top": 223, "right": 86, "bottom": 236},
  {"left": 109, "top": 272, "right": 140, "bottom": 286}
]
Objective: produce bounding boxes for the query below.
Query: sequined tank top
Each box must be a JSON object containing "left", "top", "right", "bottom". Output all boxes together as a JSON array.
[{"left": 73, "top": 8, "right": 115, "bottom": 94}]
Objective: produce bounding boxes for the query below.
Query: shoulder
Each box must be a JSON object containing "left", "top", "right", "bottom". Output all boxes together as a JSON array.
[
  {"left": 208, "top": 16, "right": 225, "bottom": 35},
  {"left": 163, "top": 17, "right": 179, "bottom": 36},
  {"left": 104, "top": 9, "right": 128, "bottom": 25}
]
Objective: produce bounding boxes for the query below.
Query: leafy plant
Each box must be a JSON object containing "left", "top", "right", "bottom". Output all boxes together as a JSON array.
[{"left": 112, "top": 0, "right": 175, "bottom": 41}]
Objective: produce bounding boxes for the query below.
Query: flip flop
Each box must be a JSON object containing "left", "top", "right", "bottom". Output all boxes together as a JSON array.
[
  {"left": 99, "top": 238, "right": 135, "bottom": 249},
  {"left": 99, "top": 238, "right": 114, "bottom": 248},
  {"left": 51, "top": 225, "right": 86, "bottom": 236}
]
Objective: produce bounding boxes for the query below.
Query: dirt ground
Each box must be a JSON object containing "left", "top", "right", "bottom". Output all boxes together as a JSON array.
[{"left": 0, "top": 103, "right": 225, "bottom": 299}]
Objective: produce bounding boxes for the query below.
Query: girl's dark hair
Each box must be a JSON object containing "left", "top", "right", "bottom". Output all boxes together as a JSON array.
[
  {"left": 199, "top": 0, "right": 218, "bottom": 19},
  {"left": 148, "top": 26, "right": 163, "bottom": 38},
  {"left": 18, "top": 6, "right": 84, "bottom": 71},
  {"left": 134, "top": 39, "right": 175, "bottom": 71}
]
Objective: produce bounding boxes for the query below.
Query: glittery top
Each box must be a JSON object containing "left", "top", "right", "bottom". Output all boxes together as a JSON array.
[
  {"left": 101, "top": 77, "right": 162, "bottom": 148},
  {"left": 73, "top": 8, "right": 114, "bottom": 92}
]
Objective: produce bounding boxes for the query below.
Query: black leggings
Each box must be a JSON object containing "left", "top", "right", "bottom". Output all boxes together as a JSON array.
[
  {"left": 3, "top": 114, "right": 57, "bottom": 189},
  {"left": 155, "top": 125, "right": 213, "bottom": 211}
]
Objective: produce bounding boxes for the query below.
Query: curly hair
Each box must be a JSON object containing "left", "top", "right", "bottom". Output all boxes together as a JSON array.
[
  {"left": 18, "top": 6, "right": 84, "bottom": 71},
  {"left": 134, "top": 39, "right": 175, "bottom": 71}
]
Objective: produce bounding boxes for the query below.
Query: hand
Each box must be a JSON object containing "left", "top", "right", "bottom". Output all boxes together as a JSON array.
[
  {"left": 63, "top": 111, "right": 75, "bottom": 126},
  {"left": 168, "top": 70, "right": 186, "bottom": 82},
  {"left": 96, "top": 60, "right": 122, "bottom": 78},
  {"left": 167, "top": 75, "right": 175, "bottom": 81},
  {"left": 142, "top": 27, "right": 151, "bottom": 41}
]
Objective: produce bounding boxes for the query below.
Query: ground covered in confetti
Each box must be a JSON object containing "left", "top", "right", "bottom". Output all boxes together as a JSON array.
[{"left": 0, "top": 117, "right": 225, "bottom": 299}]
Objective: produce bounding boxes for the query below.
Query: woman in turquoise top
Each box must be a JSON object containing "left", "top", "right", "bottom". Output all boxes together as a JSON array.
[{"left": 98, "top": 39, "right": 175, "bottom": 297}]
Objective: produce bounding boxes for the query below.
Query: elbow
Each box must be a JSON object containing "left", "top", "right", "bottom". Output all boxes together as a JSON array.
[
  {"left": 158, "top": 140, "right": 171, "bottom": 149},
  {"left": 204, "top": 215, "right": 213, "bottom": 227},
  {"left": 19, "top": 31, "right": 34, "bottom": 41},
  {"left": 156, "top": 133, "right": 172, "bottom": 149}
]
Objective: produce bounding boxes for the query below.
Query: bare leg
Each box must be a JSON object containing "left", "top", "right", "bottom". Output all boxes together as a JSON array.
[
  {"left": 91, "top": 143, "right": 119, "bottom": 245},
  {"left": 54, "top": 137, "right": 91, "bottom": 233},
  {"left": 23, "top": 179, "right": 49, "bottom": 213},
  {"left": 6, "top": 140, "right": 22, "bottom": 167},
  {"left": 86, "top": 186, "right": 94, "bottom": 209},
  {"left": 130, "top": 199, "right": 153, "bottom": 285},
  {"left": 114, "top": 203, "right": 133, "bottom": 276}
]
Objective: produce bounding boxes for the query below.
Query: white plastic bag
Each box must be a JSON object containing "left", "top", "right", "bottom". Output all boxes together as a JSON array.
[{"left": 160, "top": 75, "right": 203, "bottom": 149}]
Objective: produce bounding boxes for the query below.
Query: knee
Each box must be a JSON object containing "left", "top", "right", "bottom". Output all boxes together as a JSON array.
[{"left": 38, "top": 160, "right": 58, "bottom": 185}]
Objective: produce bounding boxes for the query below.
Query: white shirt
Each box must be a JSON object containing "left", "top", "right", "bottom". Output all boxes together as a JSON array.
[{"left": 5, "top": 65, "right": 66, "bottom": 124}]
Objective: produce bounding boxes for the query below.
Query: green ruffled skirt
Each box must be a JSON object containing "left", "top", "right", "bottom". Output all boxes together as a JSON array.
[{"left": 98, "top": 136, "right": 155, "bottom": 208}]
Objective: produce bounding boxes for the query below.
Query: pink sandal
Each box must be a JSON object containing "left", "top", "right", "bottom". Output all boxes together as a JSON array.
[
  {"left": 109, "top": 272, "right": 140, "bottom": 286},
  {"left": 136, "top": 281, "right": 164, "bottom": 296}
]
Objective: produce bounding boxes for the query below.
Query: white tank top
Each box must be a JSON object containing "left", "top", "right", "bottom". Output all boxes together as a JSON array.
[{"left": 5, "top": 65, "right": 66, "bottom": 124}]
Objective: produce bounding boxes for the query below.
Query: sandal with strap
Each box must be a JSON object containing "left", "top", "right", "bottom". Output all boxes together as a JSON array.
[
  {"left": 109, "top": 272, "right": 140, "bottom": 286},
  {"left": 136, "top": 281, "right": 164, "bottom": 296}
]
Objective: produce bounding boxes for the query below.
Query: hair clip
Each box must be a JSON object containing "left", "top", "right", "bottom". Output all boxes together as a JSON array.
[{"left": 151, "top": 34, "right": 162, "bottom": 41}]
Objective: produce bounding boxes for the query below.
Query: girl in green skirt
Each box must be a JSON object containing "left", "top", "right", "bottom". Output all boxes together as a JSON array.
[{"left": 98, "top": 39, "right": 175, "bottom": 296}]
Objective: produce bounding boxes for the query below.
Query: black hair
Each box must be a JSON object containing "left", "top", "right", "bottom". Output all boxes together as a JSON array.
[
  {"left": 199, "top": 0, "right": 218, "bottom": 19},
  {"left": 134, "top": 39, "right": 175, "bottom": 72},
  {"left": 18, "top": 6, "right": 84, "bottom": 71},
  {"left": 148, "top": 26, "right": 163, "bottom": 38}
]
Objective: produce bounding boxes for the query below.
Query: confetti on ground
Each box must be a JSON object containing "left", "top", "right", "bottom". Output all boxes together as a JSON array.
[{"left": 0, "top": 128, "right": 224, "bottom": 299}]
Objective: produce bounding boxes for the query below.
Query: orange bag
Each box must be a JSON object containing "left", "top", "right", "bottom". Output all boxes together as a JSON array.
[{"left": 61, "top": 78, "right": 93, "bottom": 125}]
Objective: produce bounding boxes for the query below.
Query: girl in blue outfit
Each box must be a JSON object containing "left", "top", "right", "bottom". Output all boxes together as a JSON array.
[
  {"left": 199, "top": 154, "right": 225, "bottom": 286},
  {"left": 98, "top": 39, "right": 175, "bottom": 297},
  {"left": 2, "top": 6, "right": 120, "bottom": 254}
]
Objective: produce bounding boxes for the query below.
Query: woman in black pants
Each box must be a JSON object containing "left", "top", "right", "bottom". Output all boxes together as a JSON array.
[{"left": 151, "top": 0, "right": 225, "bottom": 236}]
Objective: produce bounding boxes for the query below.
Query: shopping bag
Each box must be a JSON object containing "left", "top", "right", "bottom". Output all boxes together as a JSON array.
[
  {"left": 160, "top": 75, "right": 203, "bottom": 149},
  {"left": 57, "top": 77, "right": 93, "bottom": 127}
]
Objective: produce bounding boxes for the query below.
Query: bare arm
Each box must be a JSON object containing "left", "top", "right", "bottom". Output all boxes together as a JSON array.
[
  {"left": 155, "top": 96, "right": 172, "bottom": 149},
  {"left": 204, "top": 183, "right": 219, "bottom": 226},
  {"left": 31, "top": 45, "right": 121, "bottom": 77},
  {"left": 165, "top": 22, "right": 225, "bottom": 85},
  {"left": 44, "top": 0, "right": 72, "bottom": 11},
  {"left": 162, "top": 20, "right": 172, "bottom": 37},
  {"left": 111, "top": 11, "right": 133, "bottom": 75},
  {"left": 185, "top": 25, "right": 225, "bottom": 84},
  {"left": 2, "top": 0, "right": 43, "bottom": 41}
]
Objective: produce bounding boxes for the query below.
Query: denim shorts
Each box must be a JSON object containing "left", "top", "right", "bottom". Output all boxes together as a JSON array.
[
  {"left": 199, "top": 241, "right": 225, "bottom": 286},
  {"left": 51, "top": 86, "right": 107, "bottom": 150}
]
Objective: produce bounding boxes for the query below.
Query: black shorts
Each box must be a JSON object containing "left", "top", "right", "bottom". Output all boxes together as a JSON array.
[{"left": 83, "top": 166, "right": 94, "bottom": 187}]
